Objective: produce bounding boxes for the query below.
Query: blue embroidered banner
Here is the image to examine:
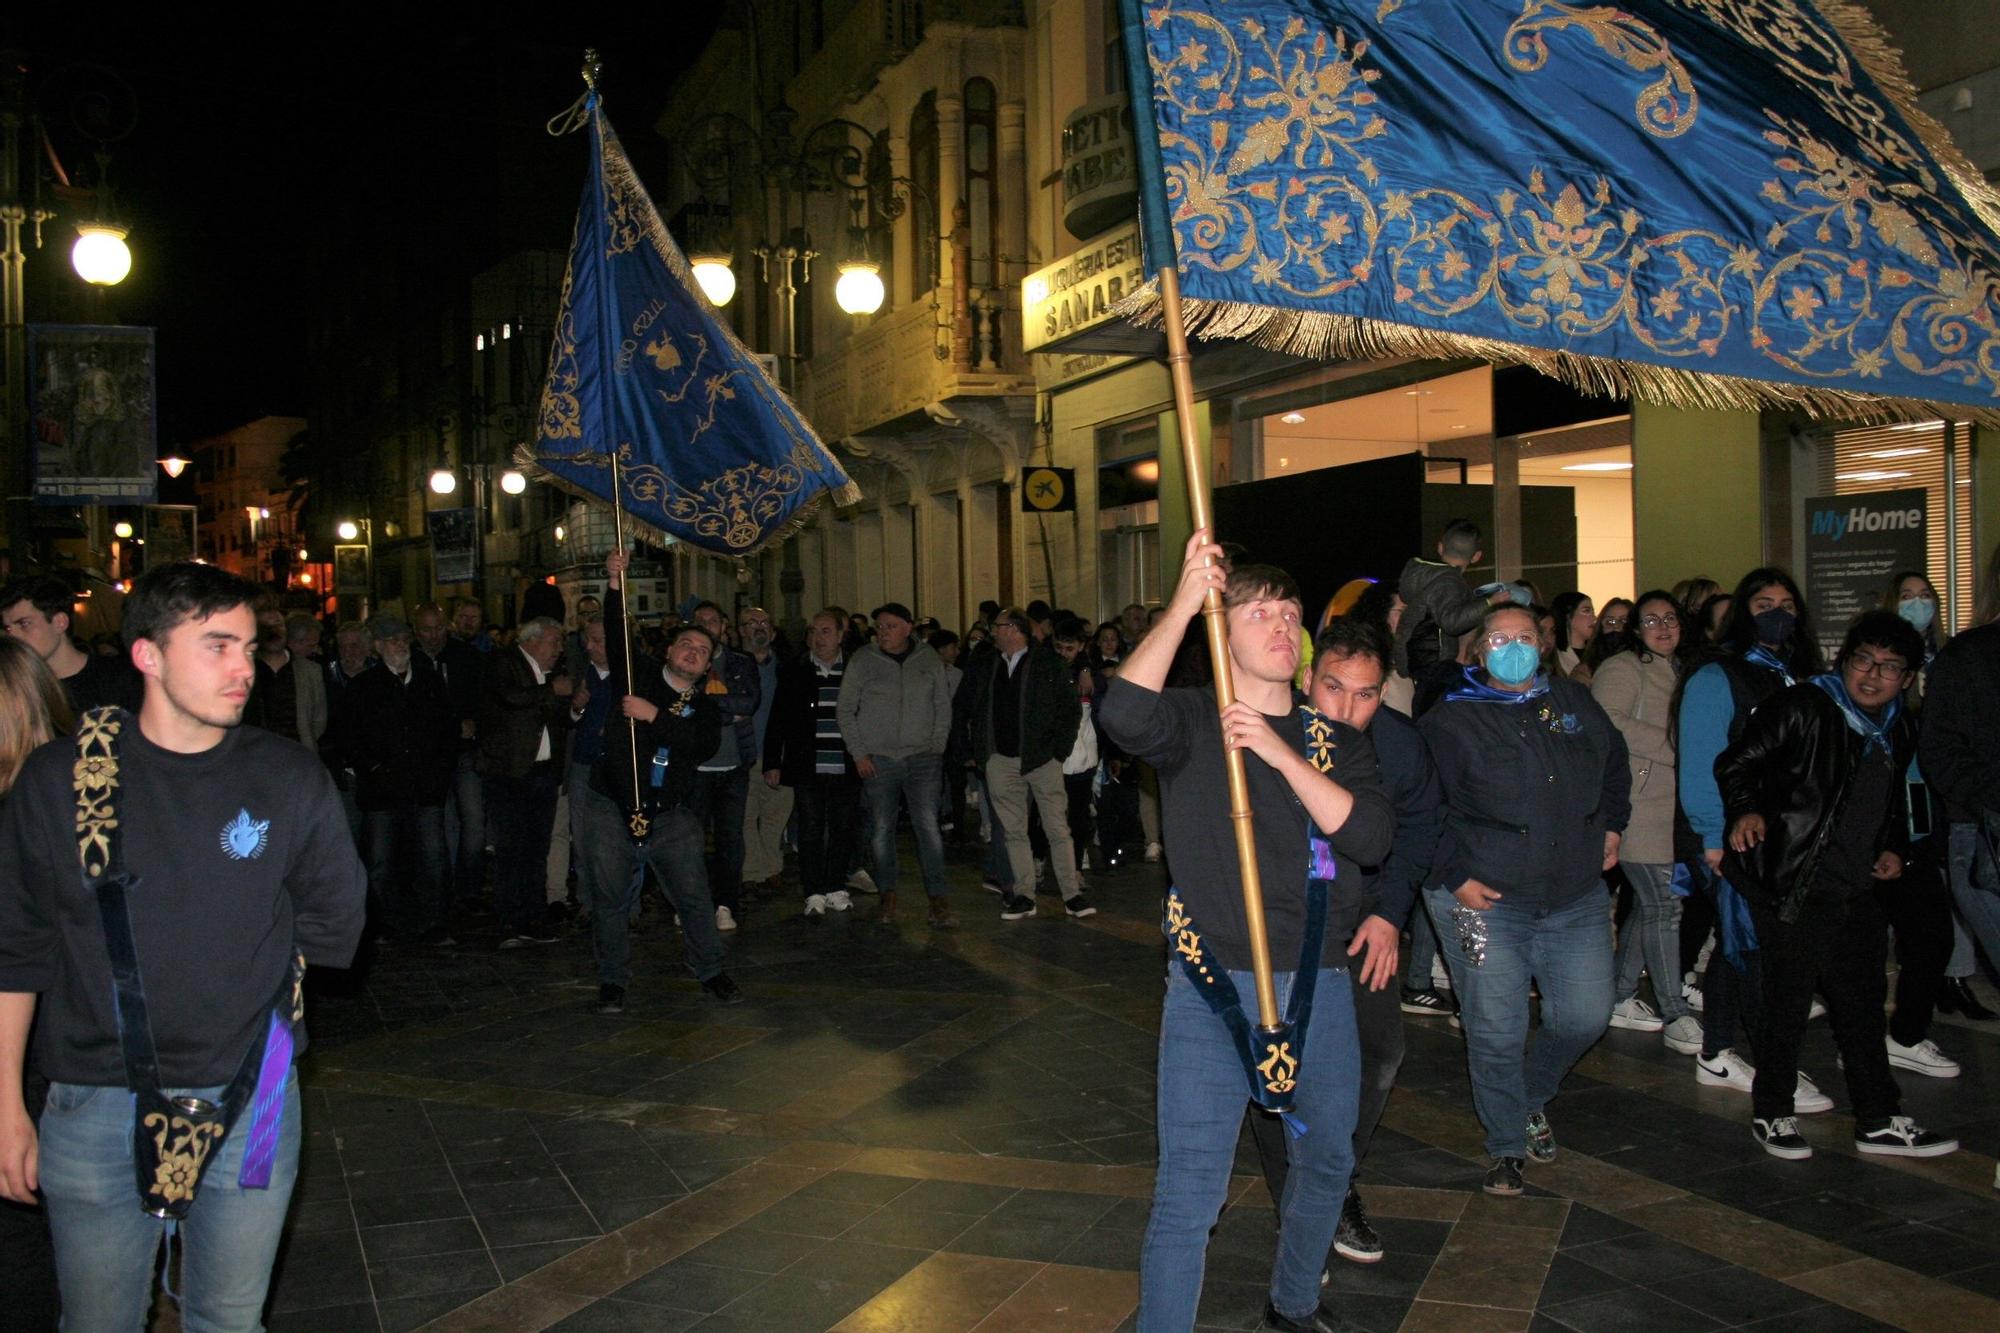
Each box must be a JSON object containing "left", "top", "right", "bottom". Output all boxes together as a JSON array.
[
  {"left": 1118, "top": 0, "right": 2000, "bottom": 423},
  {"left": 529, "top": 97, "right": 859, "bottom": 554}
]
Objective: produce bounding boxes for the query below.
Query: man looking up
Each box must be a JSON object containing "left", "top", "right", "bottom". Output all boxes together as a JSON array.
[
  {"left": 0, "top": 562, "right": 365, "bottom": 1328},
  {"left": 1, "top": 575, "right": 141, "bottom": 717},
  {"left": 1100, "top": 531, "right": 1393, "bottom": 1333}
]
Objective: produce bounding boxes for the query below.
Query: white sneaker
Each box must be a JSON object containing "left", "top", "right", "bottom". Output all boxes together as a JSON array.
[
  {"left": 845, "top": 868, "right": 877, "bottom": 893},
  {"left": 716, "top": 905, "right": 737, "bottom": 931},
  {"left": 1696, "top": 1049, "right": 1755, "bottom": 1092},
  {"left": 1144, "top": 841, "right": 1163, "bottom": 863},
  {"left": 1662, "top": 1015, "right": 1704, "bottom": 1055},
  {"left": 1794, "top": 1071, "right": 1833, "bottom": 1114},
  {"left": 1683, "top": 979, "right": 1705, "bottom": 1013},
  {"left": 1609, "top": 997, "right": 1665, "bottom": 1032},
  {"left": 804, "top": 894, "right": 827, "bottom": 917},
  {"left": 826, "top": 889, "right": 853, "bottom": 912},
  {"left": 1886, "top": 1036, "right": 1962, "bottom": 1079}
]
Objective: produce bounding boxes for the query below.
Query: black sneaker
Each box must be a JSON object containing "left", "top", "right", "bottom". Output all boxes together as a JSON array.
[
  {"left": 1000, "top": 894, "right": 1037, "bottom": 921},
  {"left": 1064, "top": 894, "right": 1097, "bottom": 919},
  {"left": 701, "top": 973, "right": 745, "bottom": 1006},
  {"left": 1753, "top": 1115, "right": 1812, "bottom": 1160},
  {"left": 594, "top": 984, "right": 626, "bottom": 1015},
  {"left": 1855, "top": 1116, "right": 1958, "bottom": 1157},
  {"left": 1261, "top": 1302, "right": 1338, "bottom": 1332},
  {"left": 1483, "top": 1156, "right": 1525, "bottom": 1196},
  {"left": 1525, "top": 1111, "right": 1556, "bottom": 1163},
  {"left": 1400, "top": 987, "right": 1454, "bottom": 1017},
  {"left": 1332, "top": 1187, "right": 1382, "bottom": 1264}
]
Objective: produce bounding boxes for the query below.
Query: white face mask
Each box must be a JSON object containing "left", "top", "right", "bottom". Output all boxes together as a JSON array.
[{"left": 1897, "top": 596, "right": 1935, "bottom": 634}]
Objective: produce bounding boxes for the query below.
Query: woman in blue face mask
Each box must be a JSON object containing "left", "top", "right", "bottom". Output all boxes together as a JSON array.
[{"left": 1888, "top": 570, "right": 1941, "bottom": 671}]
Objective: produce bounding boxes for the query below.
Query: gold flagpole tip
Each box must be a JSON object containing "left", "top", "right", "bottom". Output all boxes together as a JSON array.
[{"left": 582, "top": 49, "right": 603, "bottom": 91}]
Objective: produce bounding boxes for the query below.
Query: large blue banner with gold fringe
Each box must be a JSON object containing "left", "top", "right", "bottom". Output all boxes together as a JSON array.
[
  {"left": 1118, "top": 0, "right": 2000, "bottom": 424},
  {"left": 528, "top": 96, "right": 858, "bottom": 554}
]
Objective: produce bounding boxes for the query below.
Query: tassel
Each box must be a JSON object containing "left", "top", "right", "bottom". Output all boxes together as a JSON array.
[{"left": 1281, "top": 1111, "right": 1309, "bottom": 1140}]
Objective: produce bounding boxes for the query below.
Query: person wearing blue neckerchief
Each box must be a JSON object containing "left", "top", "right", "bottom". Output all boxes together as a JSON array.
[
  {"left": 1716, "top": 611, "right": 1958, "bottom": 1163},
  {"left": 1417, "top": 603, "right": 1630, "bottom": 1198},
  {"left": 1672, "top": 567, "right": 1831, "bottom": 1111}
]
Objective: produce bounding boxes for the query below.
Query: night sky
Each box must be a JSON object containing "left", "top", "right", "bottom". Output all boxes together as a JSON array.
[{"left": 6, "top": 18, "right": 720, "bottom": 442}]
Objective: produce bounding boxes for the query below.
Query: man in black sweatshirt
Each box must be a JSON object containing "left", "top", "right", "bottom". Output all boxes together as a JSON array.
[
  {"left": 0, "top": 561, "right": 364, "bottom": 1330},
  {"left": 576, "top": 549, "right": 742, "bottom": 1014}
]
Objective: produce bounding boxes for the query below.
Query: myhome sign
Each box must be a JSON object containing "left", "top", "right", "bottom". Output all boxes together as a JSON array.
[{"left": 1021, "top": 221, "right": 1146, "bottom": 354}]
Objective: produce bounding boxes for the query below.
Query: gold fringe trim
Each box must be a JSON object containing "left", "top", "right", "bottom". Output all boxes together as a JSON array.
[
  {"left": 1113, "top": 279, "right": 2000, "bottom": 429},
  {"left": 512, "top": 441, "right": 861, "bottom": 560},
  {"left": 1807, "top": 0, "right": 2000, "bottom": 242}
]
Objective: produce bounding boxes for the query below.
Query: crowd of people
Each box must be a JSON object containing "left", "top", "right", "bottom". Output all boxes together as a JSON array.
[{"left": 0, "top": 516, "right": 1997, "bottom": 1330}]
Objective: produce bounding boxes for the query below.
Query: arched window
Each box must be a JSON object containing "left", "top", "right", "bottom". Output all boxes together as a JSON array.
[
  {"left": 909, "top": 92, "right": 939, "bottom": 296},
  {"left": 963, "top": 78, "right": 998, "bottom": 289}
]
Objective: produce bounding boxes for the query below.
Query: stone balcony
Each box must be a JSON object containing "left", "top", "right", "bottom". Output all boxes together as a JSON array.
[{"left": 800, "top": 287, "right": 1035, "bottom": 443}]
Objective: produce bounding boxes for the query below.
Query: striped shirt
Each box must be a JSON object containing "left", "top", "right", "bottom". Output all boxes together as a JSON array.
[{"left": 813, "top": 657, "right": 847, "bottom": 774}]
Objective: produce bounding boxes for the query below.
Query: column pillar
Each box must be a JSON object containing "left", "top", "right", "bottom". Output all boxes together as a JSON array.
[
  {"left": 997, "top": 102, "right": 1027, "bottom": 288},
  {"left": 888, "top": 132, "right": 913, "bottom": 310}
]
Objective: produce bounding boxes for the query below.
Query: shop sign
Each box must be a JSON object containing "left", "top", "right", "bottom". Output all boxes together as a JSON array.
[
  {"left": 1061, "top": 94, "right": 1137, "bottom": 241},
  {"left": 1022, "top": 221, "right": 1147, "bottom": 354},
  {"left": 1802, "top": 487, "right": 1926, "bottom": 658}
]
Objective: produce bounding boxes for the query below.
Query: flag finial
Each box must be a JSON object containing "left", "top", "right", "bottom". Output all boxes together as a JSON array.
[{"left": 581, "top": 49, "right": 602, "bottom": 92}]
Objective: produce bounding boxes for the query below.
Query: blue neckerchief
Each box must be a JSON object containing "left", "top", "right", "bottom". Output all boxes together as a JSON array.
[
  {"left": 1809, "top": 672, "right": 1901, "bottom": 757},
  {"left": 1743, "top": 645, "right": 1796, "bottom": 685},
  {"left": 1443, "top": 664, "right": 1550, "bottom": 705}
]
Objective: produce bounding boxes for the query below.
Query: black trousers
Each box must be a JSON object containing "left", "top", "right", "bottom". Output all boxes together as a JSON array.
[
  {"left": 1881, "top": 852, "right": 1952, "bottom": 1047},
  {"left": 1749, "top": 889, "right": 1901, "bottom": 1128},
  {"left": 1248, "top": 961, "right": 1405, "bottom": 1213},
  {"left": 794, "top": 772, "right": 861, "bottom": 897}
]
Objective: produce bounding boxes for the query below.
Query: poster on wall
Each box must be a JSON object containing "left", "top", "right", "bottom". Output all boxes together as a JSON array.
[
  {"left": 1803, "top": 487, "right": 1927, "bottom": 659},
  {"left": 334, "top": 545, "right": 370, "bottom": 595},
  {"left": 141, "top": 504, "right": 196, "bottom": 565},
  {"left": 26, "top": 325, "right": 159, "bottom": 504},
  {"left": 429, "top": 508, "right": 477, "bottom": 585}
]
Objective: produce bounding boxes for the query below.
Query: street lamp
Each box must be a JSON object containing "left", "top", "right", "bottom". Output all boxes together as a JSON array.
[
  {"left": 158, "top": 455, "right": 190, "bottom": 478},
  {"left": 70, "top": 222, "right": 131, "bottom": 285},
  {"left": 834, "top": 260, "right": 886, "bottom": 316},
  {"left": 112, "top": 520, "right": 133, "bottom": 538},
  {"left": 690, "top": 253, "right": 736, "bottom": 306},
  {"left": 429, "top": 467, "right": 457, "bottom": 495},
  {"left": 499, "top": 468, "right": 527, "bottom": 495},
  {"left": 336, "top": 519, "right": 360, "bottom": 541}
]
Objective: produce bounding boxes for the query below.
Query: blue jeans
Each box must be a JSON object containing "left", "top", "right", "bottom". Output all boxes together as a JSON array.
[
  {"left": 1614, "top": 861, "right": 1690, "bottom": 1021},
  {"left": 485, "top": 764, "right": 561, "bottom": 935},
  {"left": 40, "top": 1072, "right": 301, "bottom": 1332},
  {"left": 863, "top": 754, "right": 949, "bottom": 897},
  {"left": 1947, "top": 820, "right": 2000, "bottom": 976},
  {"left": 446, "top": 750, "right": 486, "bottom": 898},
  {"left": 362, "top": 804, "right": 449, "bottom": 937},
  {"left": 1426, "top": 887, "right": 1613, "bottom": 1159},
  {"left": 1139, "top": 966, "right": 1358, "bottom": 1331},
  {"left": 688, "top": 766, "right": 751, "bottom": 912},
  {"left": 980, "top": 781, "right": 1014, "bottom": 888},
  {"left": 577, "top": 786, "right": 725, "bottom": 988}
]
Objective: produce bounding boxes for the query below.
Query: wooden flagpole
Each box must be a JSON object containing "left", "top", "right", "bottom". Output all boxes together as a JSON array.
[
  {"left": 609, "top": 449, "right": 650, "bottom": 841},
  {"left": 1157, "top": 264, "right": 1280, "bottom": 1033}
]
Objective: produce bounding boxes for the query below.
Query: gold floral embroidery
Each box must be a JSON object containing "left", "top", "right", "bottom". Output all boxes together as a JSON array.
[
  {"left": 1165, "top": 892, "right": 1206, "bottom": 971},
  {"left": 1258, "top": 1041, "right": 1299, "bottom": 1094},
  {"left": 1301, "top": 707, "right": 1337, "bottom": 773},
  {"left": 73, "top": 710, "right": 122, "bottom": 879},
  {"left": 1139, "top": 1, "right": 2000, "bottom": 405},
  {"left": 1503, "top": 1, "right": 1698, "bottom": 138},
  {"left": 143, "top": 1111, "right": 226, "bottom": 1208}
]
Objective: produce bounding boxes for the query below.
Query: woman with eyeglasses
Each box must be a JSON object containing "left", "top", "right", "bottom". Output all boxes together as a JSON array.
[
  {"left": 1672, "top": 567, "right": 1829, "bottom": 1113},
  {"left": 1716, "top": 612, "right": 1957, "bottom": 1161},
  {"left": 1417, "top": 604, "right": 1631, "bottom": 1196},
  {"left": 1592, "top": 592, "right": 1702, "bottom": 1054},
  {"left": 1587, "top": 598, "right": 1635, "bottom": 674}
]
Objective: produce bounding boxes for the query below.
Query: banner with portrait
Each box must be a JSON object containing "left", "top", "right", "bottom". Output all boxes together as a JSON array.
[
  {"left": 429, "top": 507, "right": 477, "bottom": 586},
  {"left": 27, "top": 325, "right": 159, "bottom": 504},
  {"left": 141, "top": 504, "right": 196, "bottom": 565}
]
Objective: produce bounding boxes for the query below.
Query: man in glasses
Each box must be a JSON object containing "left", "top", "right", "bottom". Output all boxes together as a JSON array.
[
  {"left": 1716, "top": 610, "right": 1958, "bottom": 1162},
  {"left": 1417, "top": 604, "right": 1630, "bottom": 1197}
]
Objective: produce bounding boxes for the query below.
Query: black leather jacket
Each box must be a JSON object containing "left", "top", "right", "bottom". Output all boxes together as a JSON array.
[{"left": 1716, "top": 683, "right": 1914, "bottom": 921}]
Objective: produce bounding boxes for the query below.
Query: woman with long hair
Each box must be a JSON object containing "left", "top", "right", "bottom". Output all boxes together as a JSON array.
[
  {"left": 1595, "top": 592, "right": 1700, "bottom": 1052},
  {"left": 1673, "top": 577, "right": 1722, "bottom": 628},
  {"left": 1672, "top": 567, "right": 1829, "bottom": 1110},
  {"left": 1888, "top": 570, "right": 1942, "bottom": 666},
  {"left": 1588, "top": 597, "right": 1635, "bottom": 671},
  {"left": 1551, "top": 591, "right": 1598, "bottom": 683},
  {"left": 0, "top": 636, "right": 72, "bottom": 802}
]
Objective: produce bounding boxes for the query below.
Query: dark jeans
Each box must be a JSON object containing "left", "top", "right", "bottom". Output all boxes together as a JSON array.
[
  {"left": 576, "top": 783, "right": 723, "bottom": 988},
  {"left": 1701, "top": 867, "right": 1762, "bottom": 1060},
  {"left": 1063, "top": 771, "right": 1094, "bottom": 868},
  {"left": 1884, "top": 850, "right": 1953, "bottom": 1046},
  {"left": 1249, "top": 960, "right": 1405, "bottom": 1207},
  {"left": 362, "top": 803, "right": 449, "bottom": 936},
  {"left": 447, "top": 749, "right": 486, "bottom": 898},
  {"left": 794, "top": 773, "right": 862, "bottom": 897},
  {"left": 484, "top": 763, "right": 561, "bottom": 935},
  {"left": 688, "top": 766, "right": 750, "bottom": 912},
  {"left": 1096, "top": 778, "right": 1141, "bottom": 859},
  {"left": 1750, "top": 889, "right": 1901, "bottom": 1128}
]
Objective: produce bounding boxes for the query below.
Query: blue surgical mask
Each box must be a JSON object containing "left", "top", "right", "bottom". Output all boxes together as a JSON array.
[
  {"left": 1486, "top": 640, "right": 1541, "bottom": 685},
  {"left": 1898, "top": 596, "right": 1935, "bottom": 633}
]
